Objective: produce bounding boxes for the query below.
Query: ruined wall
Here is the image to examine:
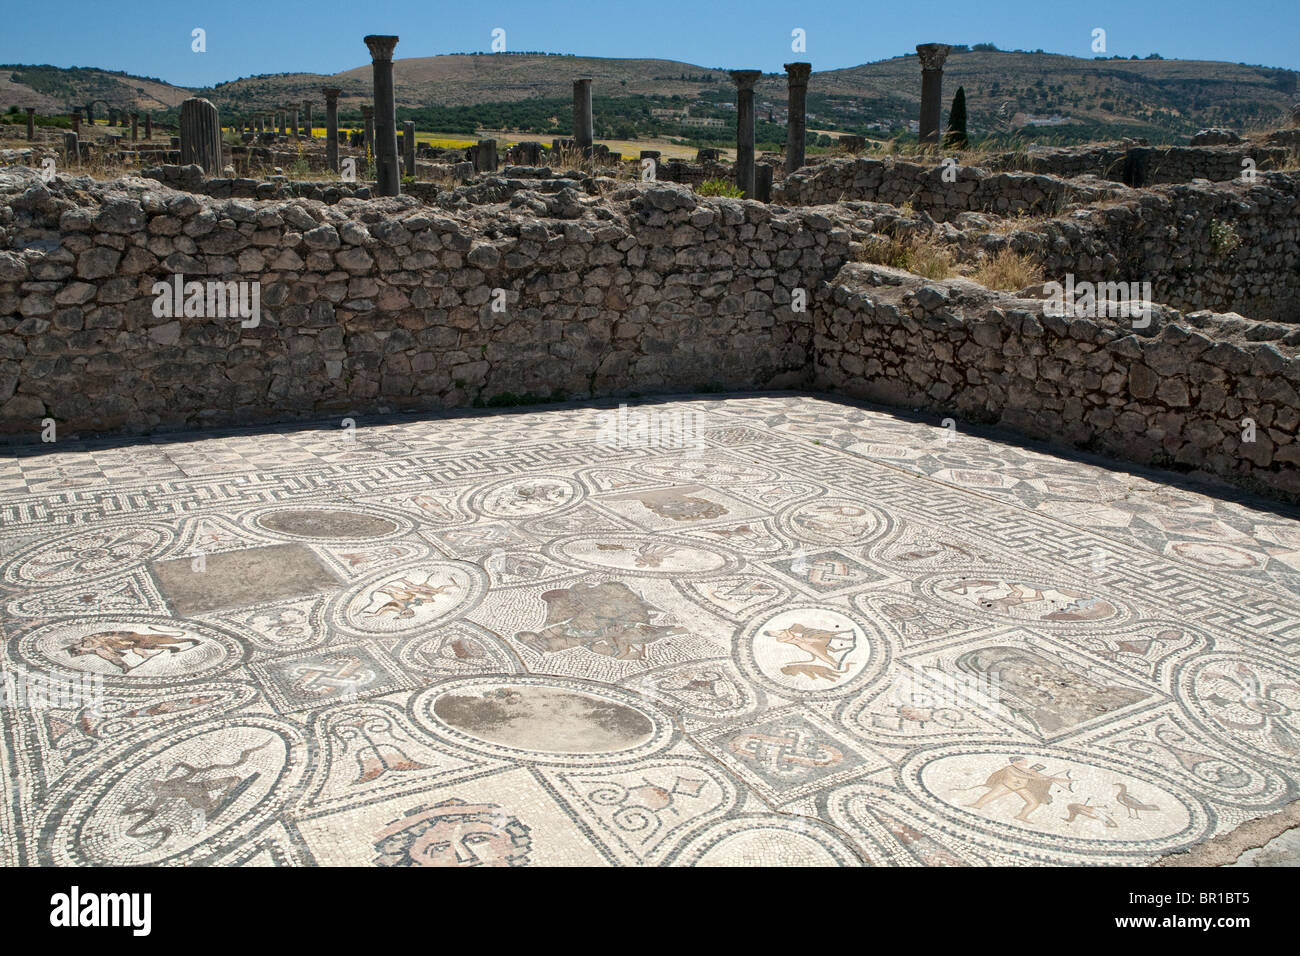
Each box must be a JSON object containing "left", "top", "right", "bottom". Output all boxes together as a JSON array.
[
  {"left": 776, "top": 157, "right": 1124, "bottom": 219},
  {"left": 967, "top": 174, "right": 1300, "bottom": 323},
  {"left": 780, "top": 159, "right": 1300, "bottom": 324},
  {"left": 815, "top": 263, "right": 1300, "bottom": 498},
  {"left": 984, "top": 143, "right": 1292, "bottom": 184},
  {"left": 0, "top": 171, "right": 847, "bottom": 436}
]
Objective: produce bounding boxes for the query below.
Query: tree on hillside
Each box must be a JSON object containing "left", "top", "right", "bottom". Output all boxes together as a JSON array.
[{"left": 945, "top": 86, "right": 968, "bottom": 149}]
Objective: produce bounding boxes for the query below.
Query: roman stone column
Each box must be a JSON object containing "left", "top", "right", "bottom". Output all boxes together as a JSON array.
[
  {"left": 360, "top": 104, "right": 375, "bottom": 162},
  {"left": 730, "top": 69, "right": 760, "bottom": 198},
  {"left": 323, "top": 88, "right": 341, "bottom": 173},
  {"left": 179, "top": 97, "right": 224, "bottom": 174},
  {"left": 403, "top": 120, "right": 415, "bottom": 176},
  {"left": 365, "top": 35, "right": 401, "bottom": 196},
  {"left": 84, "top": 103, "right": 95, "bottom": 126},
  {"left": 130, "top": 112, "right": 139, "bottom": 141},
  {"left": 25, "top": 108, "right": 35, "bottom": 140},
  {"left": 70, "top": 109, "right": 81, "bottom": 135},
  {"left": 292, "top": 108, "right": 300, "bottom": 140},
  {"left": 145, "top": 113, "right": 152, "bottom": 139},
  {"left": 303, "top": 100, "right": 313, "bottom": 138},
  {"left": 916, "top": 43, "right": 952, "bottom": 147},
  {"left": 784, "top": 62, "right": 811, "bottom": 174},
  {"left": 573, "top": 77, "right": 594, "bottom": 156}
]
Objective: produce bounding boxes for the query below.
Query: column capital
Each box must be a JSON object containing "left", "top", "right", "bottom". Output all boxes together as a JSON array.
[
  {"left": 360, "top": 104, "right": 374, "bottom": 117},
  {"left": 784, "top": 62, "right": 811, "bottom": 85},
  {"left": 730, "top": 69, "right": 761, "bottom": 91},
  {"left": 364, "top": 35, "right": 399, "bottom": 62},
  {"left": 322, "top": 87, "right": 342, "bottom": 101},
  {"left": 916, "top": 43, "right": 952, "bottom": 72}
]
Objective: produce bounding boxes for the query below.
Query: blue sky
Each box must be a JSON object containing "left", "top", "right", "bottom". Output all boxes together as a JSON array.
[{"left": 3, "top": 0, "right": 1298, "bottom": 86}]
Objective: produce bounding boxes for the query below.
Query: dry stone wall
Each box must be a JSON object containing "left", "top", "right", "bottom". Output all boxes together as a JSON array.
[
  {"left": 776, "top": 157, "right": 1125, "bottom": 219},
  {"left": 984, "top": 142, "right": 1292, "bottom": 184},
  {"left": 0, "top": 169, "right": 847, "bottom": 436},
  {"left": 816, "top": 263, "right": 1300, "bottom": 499},
  {"left": 956, "top": 173, "right": 1300, "bottom": 324}
]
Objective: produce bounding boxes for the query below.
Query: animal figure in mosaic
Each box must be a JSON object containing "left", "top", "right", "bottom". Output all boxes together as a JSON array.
[
  {"left": 1062, "top": 800, "right": 1118, "bottom": 828},
  {"left": 515, "top": 581, "right": 686, "bottom": 660},
  {"left": 1114, "top": 783, "right": 1160, "bottom": 819},
  {"left": 369, "top": 576, "right": 458, "bottom": 618},
  {"left": 766, "top": 621, "right": 858, "bottom": 681},
  {"left": 120, "top": 738, "right": 274, "bottom": 849},
  {"left": 66, "top": 629, "right": 197, "bottom": 673},
  {"left": 959, "top": 757, "right": 1073, "bottom": 822}
]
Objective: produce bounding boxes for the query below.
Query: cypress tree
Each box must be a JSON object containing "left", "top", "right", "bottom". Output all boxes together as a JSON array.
[{"left": 945, "top": 86, "right": 969, "bottom": 149}]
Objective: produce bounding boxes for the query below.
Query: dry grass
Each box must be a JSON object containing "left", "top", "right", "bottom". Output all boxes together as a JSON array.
[
  {"left": 547, "top": 145, "right": 603, "bottom": 175},
  {"left": 989, "top": 208, "right": 1050, "bottom": 234},
  {"left": 861, "top": 234, "right": 954, "bottom": 279},
  {"left": 967, "top": 247, "right": 1044, "bottom": 291}
]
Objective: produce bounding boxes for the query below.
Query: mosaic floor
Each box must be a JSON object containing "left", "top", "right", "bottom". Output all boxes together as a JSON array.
[{"left": 2, "top": 394, "right": 1298, "bottom": 867}]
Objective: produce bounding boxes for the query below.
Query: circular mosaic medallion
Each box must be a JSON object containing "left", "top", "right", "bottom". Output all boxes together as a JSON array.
[
  {"left": 331, "top": 560, "right": 487, "bottom": 636},
  {"left": 738, "top": 605, "right": 886, "bottom": 698},
  {"left": 1179, "top": 653, "right": 1300, "bottom": 768},
  {"left": 41, "top": 717, "right": 305, "bottom": 866},
  {"left": 781, "top": 498, "right": 887, "bottom": 547},
  {"left": 903, "top": 743, "right": 1209, "bottom": 860},
  {"left": 920, "top": 571, "right": 1131, "bottom": 629},
  {"left": 3, "top": 524, "right": 173, "bottom": 588},
  {"left": 14, "top": 616, "right": 245, "bottom": 685},
  {"left": 549, "top": 533, "right": 740, "bottom": 579},
  {"left": 472, "top": 475, "right": 584, "bottom": 519},
  {"left": 413, "top": 675, "right": 674, "bottom": 765},
  {"left": 1167, "top": 541, "right": 1267, "bottom": 571},
  {"left": 253, "top": 507, "right": 403, "bottom": 541}
]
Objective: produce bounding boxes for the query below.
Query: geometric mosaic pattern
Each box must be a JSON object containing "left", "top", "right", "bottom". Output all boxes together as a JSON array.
[{"left": 2, "top": 394, "right": 1297, "bottom": 866}]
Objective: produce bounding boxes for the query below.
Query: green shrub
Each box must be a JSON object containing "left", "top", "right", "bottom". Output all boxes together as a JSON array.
[
  {"left": 696, "top": 177, "right": 743, "bottom": 197},
  {"left": 1209, "top": 219, "right": 1241, "bottom": 256}
]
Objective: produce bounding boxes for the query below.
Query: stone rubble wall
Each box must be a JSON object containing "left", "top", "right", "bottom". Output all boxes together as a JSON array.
[
  {"left": 983, "top": 143, "right": 1292, "bottom": 184},
  {"left": 0, "top": 171, "right": 847, "bottom": 437},
  {"left": 955, "top": 174, "right": 1300, "bottom": 324},
  {"left": 776, "top": 157, "right": 1126, "bottom": 220},
  {"left": 815, "top": 263, "right": 1300, "bottom": 498}
]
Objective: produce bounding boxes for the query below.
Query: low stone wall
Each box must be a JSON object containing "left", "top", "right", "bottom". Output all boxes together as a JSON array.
[
  {"left": 985, "top": 142, "right": 1292, "bottom": 185},
  {"left": 0, "top": 170, "right": 847, "bottom": 437},
  {"left": 777, "top": 146, "right": 1296, "bottom": 217},
  {"left": 816, "top": 263, "right": 1300, "bottom": 498},
  {"left": 962, "top": 174, "right": 1300, "bottom": 324},
  {"left": 776, "top": 157, "right": 1124, "bottom": 220}
]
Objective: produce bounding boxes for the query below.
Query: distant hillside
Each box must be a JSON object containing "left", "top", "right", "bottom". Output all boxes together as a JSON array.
[
  {"left": 4, "top": 49, "right": 1297, "bottom": 144},
  {"left": 0, "top": 64, "right": 192, "bottom": 114}
]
